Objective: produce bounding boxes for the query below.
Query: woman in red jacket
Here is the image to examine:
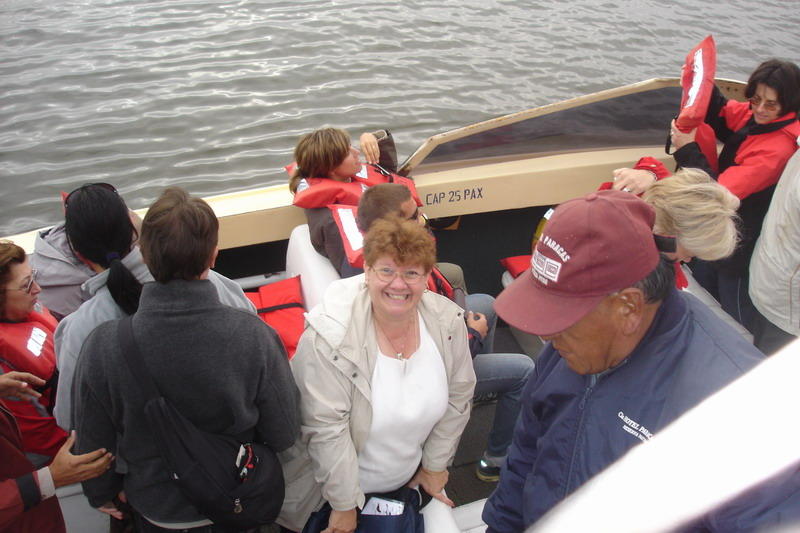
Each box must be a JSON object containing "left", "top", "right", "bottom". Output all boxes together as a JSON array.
[
  {"left": 0, "top": 241, "right": 67, "bottom": 462},
  {"left": 615, "top": 59, "right": 800, "bottom": 331}
]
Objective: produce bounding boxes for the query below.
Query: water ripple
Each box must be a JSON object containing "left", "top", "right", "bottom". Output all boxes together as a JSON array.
[{"left": 1, "top": 0, "right": 798, "bottom": 235}]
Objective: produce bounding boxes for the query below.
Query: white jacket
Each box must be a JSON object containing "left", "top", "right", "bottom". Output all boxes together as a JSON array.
[
  {"left": 278, "top": 274, "right": 476, "bottom": 531},
  {"left": 30, "top": 223, "right": 95, "bottom": 318},
  {"left": 750, "top": 148, "right": 800, "bottom": 336}
]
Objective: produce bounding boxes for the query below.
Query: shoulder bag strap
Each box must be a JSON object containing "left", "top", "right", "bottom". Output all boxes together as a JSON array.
[
  {"left": 119, "top": 316, "right": 255, "bottom": 443},
  {"left": 118, "top": 316, "right": 161, "bottom": 402}
]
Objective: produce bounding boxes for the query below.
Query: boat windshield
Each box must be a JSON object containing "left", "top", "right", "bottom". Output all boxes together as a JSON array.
[{"left": 409, "top": 86, "right": 682, "bottom": 172}]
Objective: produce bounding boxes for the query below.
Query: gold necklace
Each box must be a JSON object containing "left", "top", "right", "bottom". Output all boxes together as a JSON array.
[{"left": 375, "top": 316, "right": 416, "bottom": 360}]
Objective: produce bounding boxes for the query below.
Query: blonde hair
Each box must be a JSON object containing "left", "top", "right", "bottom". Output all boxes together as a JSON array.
[
  {"left": 288, "top": 128, "right": 351, "bottom": 193},
  {"left": 643, "top": 168, "right": 740, "bottom": 261}
]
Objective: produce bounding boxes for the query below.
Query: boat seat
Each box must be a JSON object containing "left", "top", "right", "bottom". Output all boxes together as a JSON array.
[
  {"left": 500, "top": 266, "right": 753, "bottom": 344},
  {"left": 286, "top": 224, "right": 341, "bottom": 312}
]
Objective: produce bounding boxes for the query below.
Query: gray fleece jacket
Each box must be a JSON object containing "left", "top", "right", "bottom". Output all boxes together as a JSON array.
[
  {"left": 73, "top": 279, "right": 300, "bottom": 524},
  {"left": 53, "top": 246, "right": 255, "bottom": 430}
]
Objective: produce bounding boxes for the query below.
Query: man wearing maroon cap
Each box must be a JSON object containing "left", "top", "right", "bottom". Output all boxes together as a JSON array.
[{"left": 482, "top": 191, "right": 799, "bottom": 532}]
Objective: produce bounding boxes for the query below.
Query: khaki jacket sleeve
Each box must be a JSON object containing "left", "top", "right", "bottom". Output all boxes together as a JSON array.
[
  {"left": 291, "top": 329, "right": 366, "bottom": 512},
  {"left": 422, "top": 313, "right": 476, "bottom": 472}
]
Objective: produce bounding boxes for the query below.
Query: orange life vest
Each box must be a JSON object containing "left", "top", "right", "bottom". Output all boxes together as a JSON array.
[
  {"left": 329, "top": 204, "right": 365, "bottom": 269},
  {"left": 328, "top": 203, "right": 456, "bottom": 299},
  {"left": 0, "top": 307, "right": 67, "bottom": 458},
  {"left": 245, "top": 276, "right": 305, "bottom": 359},
  {"left": 675, "top": 35, "right": 719, "bottom": 173},
  {"left": 289, "top": 163, "right": 422, "bottom": 209}
]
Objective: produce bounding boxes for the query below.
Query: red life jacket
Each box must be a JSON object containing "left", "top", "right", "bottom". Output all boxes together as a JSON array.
[
  {"left": 328, "top": 204, "right": 456, "bottom": 299},
  {"left": 289, "top": 163, "right": 422, "bottom": 209},
  {"left": 0, "top": 307, "right": 67, "bottom": 458},
  {"left": 427, "top": 268, "right": 455, "bottom": 300},
  {"left": 675, "top": 36, "right": 719, "bottom": 173},
  {"left": 676, "top": 35, "right": 716, "bottom": 133},
  {"left": 329, "top": 204, "right": 365, "bottom": 269},
  {"left": 245, "top": 276, "right": 305, "bottom": 359}
]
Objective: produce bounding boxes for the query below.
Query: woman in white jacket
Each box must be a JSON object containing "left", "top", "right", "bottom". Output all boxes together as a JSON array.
[{"left": 279, "top": 217, "right": 476, "bottom": 533}]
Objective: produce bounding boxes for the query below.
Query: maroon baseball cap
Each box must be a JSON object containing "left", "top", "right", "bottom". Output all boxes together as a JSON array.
[{"left": 495, "top": 190, "right": 660, "bottom": 336}]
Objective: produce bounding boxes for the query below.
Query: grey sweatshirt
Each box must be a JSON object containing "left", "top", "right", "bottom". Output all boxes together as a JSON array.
[{"left": 73, "top": 279, "right": 300, "bottom": 523}]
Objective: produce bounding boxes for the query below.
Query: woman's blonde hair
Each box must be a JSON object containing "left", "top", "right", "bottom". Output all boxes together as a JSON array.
[
  {"left": 288, "top": 128, "right": 351, "bottom": 193},
  {"left": 364, "top": 217, "right": 436, "bottom": 273},
  {"left": 643, "top": 168, "right": 740, "bottom": 261}
]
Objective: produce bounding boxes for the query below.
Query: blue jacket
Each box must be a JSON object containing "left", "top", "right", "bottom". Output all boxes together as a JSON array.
[{"left": 483, "top": 289, "right": 800, "bottom": 532}]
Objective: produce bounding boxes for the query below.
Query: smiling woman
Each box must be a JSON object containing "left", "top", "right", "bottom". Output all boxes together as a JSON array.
[
  {"left": 364, "top": 217, "right": 436, "bottom": 333},
  {"left": 278, "top": 217, "right": 476, "bottom": 532},
  {"left": 0, "top": 241, "right": 67, "bottom": 461}
]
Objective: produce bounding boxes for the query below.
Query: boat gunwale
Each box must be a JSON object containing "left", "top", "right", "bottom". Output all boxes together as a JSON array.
[{"left": 4, "top": 77, "right": 746, "bottom": 254}]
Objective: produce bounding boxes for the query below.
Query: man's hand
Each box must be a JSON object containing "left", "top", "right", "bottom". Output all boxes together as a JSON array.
[
  {"left": 49, "top": 431, "right": 113, "bottom": 488},
  {"left": 611, "top": 168, "right": 657, "bottom": 195},
  {"left": 408, "top": 467, "right": 453, "bottom": 507},
  {"left": 323, "top": 507, "right": 357, "bottom": 533},
  {"left": 359, "top": 132, "right": 380, "bottom": 165},
  {"left": 466, "top": 311, "right": 489, "bottom": 340},
  {"left": 0, "top": 371, "right": 44, "bottom": 401}
]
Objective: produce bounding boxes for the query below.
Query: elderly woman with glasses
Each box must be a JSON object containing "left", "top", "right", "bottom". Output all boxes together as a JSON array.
[
  {"left": 0, "top": 240, "right": 68, "bottom": 461},
  {"left": 613, "top": 59, "right": 800, "bottom": 332},
  {"left": 278, "top": 217, "right": 476, "bottom": 533}
]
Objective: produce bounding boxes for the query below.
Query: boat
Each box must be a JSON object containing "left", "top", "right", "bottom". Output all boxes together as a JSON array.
[{"left": 3, "top": 76, "right": 749, "bottom": 532}]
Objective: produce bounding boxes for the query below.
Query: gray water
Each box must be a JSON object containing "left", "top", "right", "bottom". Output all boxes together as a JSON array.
[{"left": 1, "top": 0, "right": 798, "bottom": 236}]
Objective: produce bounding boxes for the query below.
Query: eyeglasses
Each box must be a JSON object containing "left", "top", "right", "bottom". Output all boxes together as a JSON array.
[
  {"left": 748, "top": 95, "right": 780, "bottom": 112},
  {"left": 370, "top": 266, "right": 426, "bottom": 285},
  {"left": 64, "top": 182, "right": 118, "bottom": 210},
  {"left": 4, "top": 269, "right": 38, "bottom": 294}
]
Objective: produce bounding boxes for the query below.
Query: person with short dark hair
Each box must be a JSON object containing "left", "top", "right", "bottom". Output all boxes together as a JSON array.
[
  {"left": 73, "top": 187, "right": 300, "bottom": 530},
  {"left": 482, "top": 190, "right": 791, "bottom": 532}
]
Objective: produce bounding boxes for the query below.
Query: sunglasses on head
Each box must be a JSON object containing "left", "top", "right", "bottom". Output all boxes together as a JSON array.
[{"left": 64, "top": 182, "right": 118, "bottom": 210}]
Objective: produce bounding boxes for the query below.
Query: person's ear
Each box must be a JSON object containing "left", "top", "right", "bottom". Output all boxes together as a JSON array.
[{"left": 613, "top": 288, "right": 645, "bottom": 335}]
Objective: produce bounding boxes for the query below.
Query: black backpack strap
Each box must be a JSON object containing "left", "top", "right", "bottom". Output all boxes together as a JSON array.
[{"left": 118, "top": 316, "right": 161, "bottom": 402}]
